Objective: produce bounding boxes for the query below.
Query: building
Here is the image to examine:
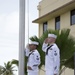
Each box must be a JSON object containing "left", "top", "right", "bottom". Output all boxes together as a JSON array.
[{"left": 33, "top": 0, "right": 75, "bottom": 75}]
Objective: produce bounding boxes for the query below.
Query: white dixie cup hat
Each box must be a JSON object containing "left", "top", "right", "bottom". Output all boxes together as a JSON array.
[
  {"left": 29, "top": 41, "right": 39, "bottom": 45},
  {"left": 48, "top": 33, "right": 57, "bottom": 39}
]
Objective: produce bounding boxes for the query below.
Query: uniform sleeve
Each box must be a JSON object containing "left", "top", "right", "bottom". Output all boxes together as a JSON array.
[
  {"left": 33, "top": 53, "right": 41, "bottom": 66},
  {"left": 25, "top": 48, "right": 30, "bottom": 57},
  {"left": 53, "top": 47, "right": 60, "bottom": 74},
  {"left": 42, "top": 42, "right": 48, "bottom": 52}
]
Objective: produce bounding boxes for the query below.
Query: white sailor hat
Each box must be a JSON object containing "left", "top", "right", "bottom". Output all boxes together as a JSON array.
[
  {"left": 29, "top": 41, "right": 39, "bottom": 45},
  {"left": 48, "top": 34, "right": 57, "bottom": 39}
]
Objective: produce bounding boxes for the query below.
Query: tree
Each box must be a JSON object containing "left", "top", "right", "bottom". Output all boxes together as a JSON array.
[
  {"left": 30, "top": 29, "right": 75, "bottom": 74},
  {"left": 11, "top": 59, "right": 19, "bottom": 67},
  {"left": 11, "top": 58, "right": 27, "bottom": 75},
  {"left": 0, "top": 60, "right": 18, "bottom": 75}
]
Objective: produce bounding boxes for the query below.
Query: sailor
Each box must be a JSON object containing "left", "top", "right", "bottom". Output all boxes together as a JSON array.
[
  {"left": 25, "top": 41, "right": 41, "bottom": 75},
  {"left": 42, "top": 34, "right": 60, "bottom": 75}
]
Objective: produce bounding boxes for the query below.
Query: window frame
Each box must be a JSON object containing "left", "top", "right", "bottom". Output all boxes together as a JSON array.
[
  {"left": 70, "top": 9, "right": 75, "bottom": 25},
  {"left": 43, "top": 22, "right": 48, "bottom": 33},
  {"left": 55, "top": 16, "right": 60, "bottom": 30}
]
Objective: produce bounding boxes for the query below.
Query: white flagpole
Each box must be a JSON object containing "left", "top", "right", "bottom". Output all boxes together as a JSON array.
[
  {"left": 19, "top": 0, "right": 25, "bottom": 75},
  {"left": 74, "top": 52, "right": 75, "bottom": 75}
]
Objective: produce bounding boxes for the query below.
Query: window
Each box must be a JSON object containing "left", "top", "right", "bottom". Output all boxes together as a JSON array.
[
  {"left": 71, "top": 9, "right": 75, "bottom": 25},
  {"left": 55, "top": 16, "right": 60, "bottom": 30},
  {"left": 43, "top": 22, "right": 47, "bottom": 33}
]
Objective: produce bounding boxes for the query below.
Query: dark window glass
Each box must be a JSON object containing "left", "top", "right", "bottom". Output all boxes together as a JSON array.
[
  {"left": 55, "top": 16, "right": 60, "bottom": 30},
  {"left": 43, "top": 22, "right": 47, "bottom": 33},
  {"left": 71, "top": 9, "right": 75, "bottom": 25}
]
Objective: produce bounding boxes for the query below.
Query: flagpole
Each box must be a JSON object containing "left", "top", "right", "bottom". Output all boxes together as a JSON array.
[
  {"left": 74, "top": 52, "right": 75, "bottom": 75},
  {"left": 19, "top": 0, "right": 25, "bottom": 75}
]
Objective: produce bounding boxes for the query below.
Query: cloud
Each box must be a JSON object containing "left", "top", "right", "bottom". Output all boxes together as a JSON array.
[
  {"left": 0, "top": 11, "right": 19, "bottom": 49},
  {"left": 4, "top": 12, "right": 19, "bottom": 34},
  {"left": 0, "top": 12, "right": 19, "bottom": 66},
  {"left": 0, "top": 12, "right": 19, "bottom": 36}
]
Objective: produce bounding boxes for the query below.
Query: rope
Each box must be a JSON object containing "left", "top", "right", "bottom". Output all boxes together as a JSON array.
[{"left": 27, "top": 0, "right": 29, "bottom": 43}]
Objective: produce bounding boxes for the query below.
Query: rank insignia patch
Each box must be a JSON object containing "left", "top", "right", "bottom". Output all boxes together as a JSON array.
[
  {"left": 54, "top": 52, "right": 57, "bottom": 56},
  {"left": 36, "top": 56, "right": 39, "bottom": 60}
]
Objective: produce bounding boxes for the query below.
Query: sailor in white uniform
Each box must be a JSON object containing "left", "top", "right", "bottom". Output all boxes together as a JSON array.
[
  {"left": 25, "top": 41, "right": 41, "bottom": 75},
  {"left": 42, "top": 34, "right": 60, "bottom": 75}
]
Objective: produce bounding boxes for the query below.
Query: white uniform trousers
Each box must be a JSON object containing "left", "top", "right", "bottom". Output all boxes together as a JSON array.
[
  {"left": 46, "top": 71, "right": 54, "bottom": 75},
  {"left": 28, "top": 71, "right": 38, "bottom": 75}
]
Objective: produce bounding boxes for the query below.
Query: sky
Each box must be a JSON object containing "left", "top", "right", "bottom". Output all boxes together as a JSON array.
[{"left": 0, "top": 0, "right": 41, "bottom": 75}]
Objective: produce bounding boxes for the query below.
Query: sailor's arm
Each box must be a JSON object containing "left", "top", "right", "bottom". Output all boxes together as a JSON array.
[
  {"left": 25, "top": 44, "right": 30, "bottom": 56},
  {"left": 42, "top": 38, "right": 48, "bottom": 52}
]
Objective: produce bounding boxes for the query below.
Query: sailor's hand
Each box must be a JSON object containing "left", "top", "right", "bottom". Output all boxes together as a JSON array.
[
  {"left": 27, "top": 66, "right": 33, "bottom": 70},
  {"left": 26, "top": 44, "right": 30, "bottom": 49},
  {"left": 44, "top": 38, "right": 48, "bottom": 44}
]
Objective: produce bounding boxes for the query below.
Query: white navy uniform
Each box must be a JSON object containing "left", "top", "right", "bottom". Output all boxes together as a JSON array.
[
  {"left": 42, "top": 43, "right": 60, "bottom": 75},
  {"left": 25, "top": 48, "right": 40, "bottom": 75}
]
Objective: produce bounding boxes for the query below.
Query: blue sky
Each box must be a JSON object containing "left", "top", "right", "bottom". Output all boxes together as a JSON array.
[{"left": 0, "top": 0, "right": 41, "bottom": 74}]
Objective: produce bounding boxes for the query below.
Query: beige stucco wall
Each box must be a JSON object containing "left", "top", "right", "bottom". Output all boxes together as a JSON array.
[
  {"left": 61, "top": 11, "right": 70, "bottom": 29},
  {"left": 38, "top": 24, "right": 42, "bottom": 37},
  {"left": 70, "top": 26, "right": 75, "bottom": 37},
  {"left": 39, "top": 10, "right": 75, "bottom": 37},
  {"left": 39, "top": 68, "right": 74, "bottom": 75},
  {"left": 61, "top": 69, "right": 74, "bottom": 75},
  {"left": 38, "top": 0, "right": 74, "bottom": 17},
  {"left": 48, "top": 18, "right": 55, "bottom": 30},
  {"left": 38, "top": 65, "right": 74, "bottom": 75},
  {"left": 61, "top": 11, "right": 75, "bottom": 37}
]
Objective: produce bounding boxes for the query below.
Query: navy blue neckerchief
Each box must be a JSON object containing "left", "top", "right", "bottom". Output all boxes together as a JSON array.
[
  {"left": 28, "top": 50, "right": 35, "bottom": 58},
  {"left": 27, "top": 51, "right": 35, "bottom": 62},
  {"left": 46, "top": 45, "right": 53, "bottom": 55}
]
